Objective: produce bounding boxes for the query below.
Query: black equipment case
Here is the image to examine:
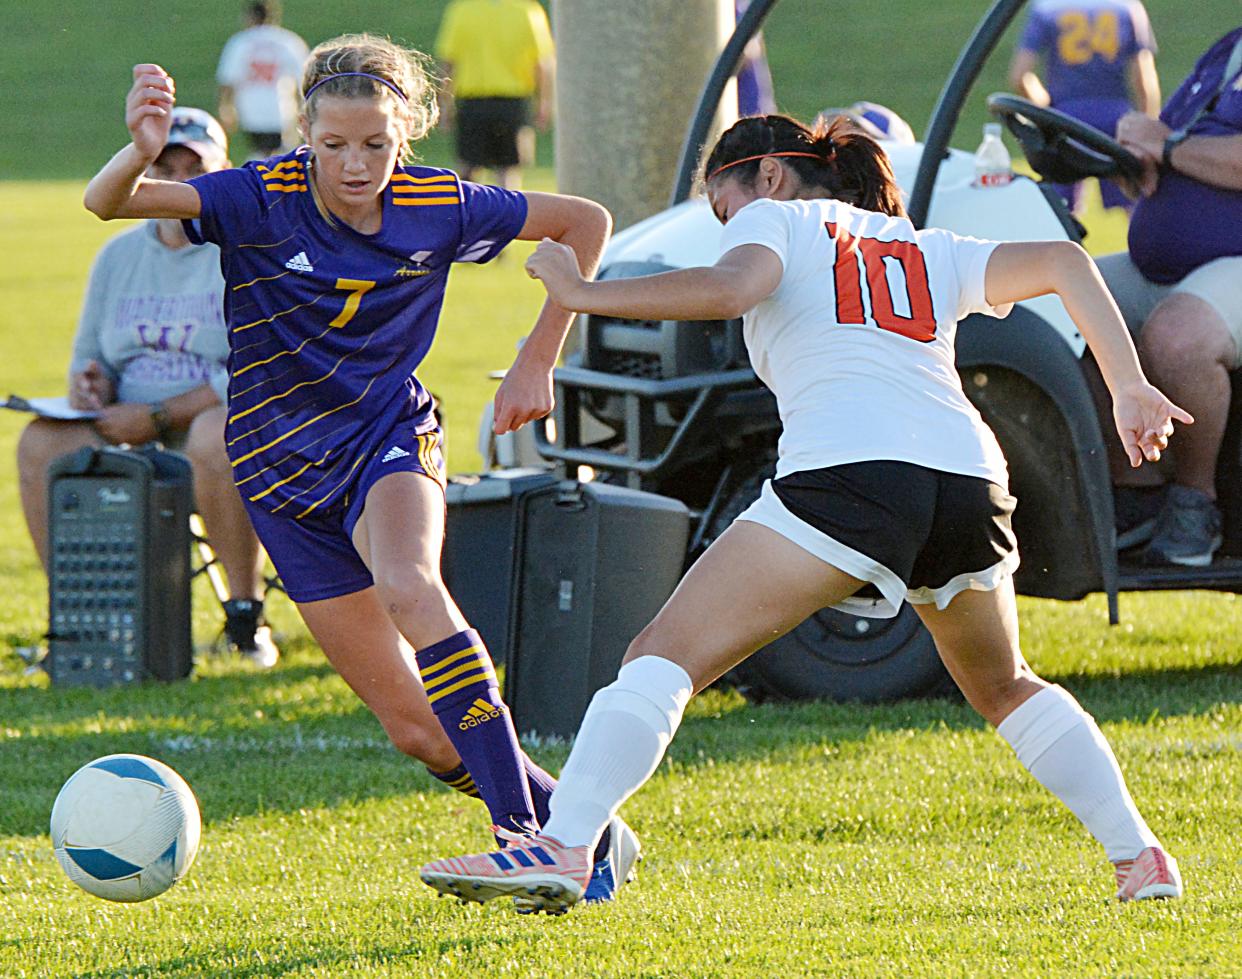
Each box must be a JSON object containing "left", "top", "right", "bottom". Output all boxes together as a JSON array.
[
  {"left": 46, "top": 446, "right": 194, "bottom": 686},
  {"left": 443, "top": 468, "right": 560, "bottom": 666},
  {"left": 504, "top": 480, "right": 689, "bottom": 738}
]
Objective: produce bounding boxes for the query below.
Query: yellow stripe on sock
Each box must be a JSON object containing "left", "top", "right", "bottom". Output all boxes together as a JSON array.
[
  {"left": 427, "top": 669, "right": 494, "bottom": 705},
  {"left": 424, "top": 657, "right": 493, "bottom": 693},
  {"left": 419, "top": 645, "right": 483, "bottom": 680}
]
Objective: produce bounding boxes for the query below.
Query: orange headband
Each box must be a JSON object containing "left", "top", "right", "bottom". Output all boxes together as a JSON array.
[{"left": 707, "top": 150, "right": 828, "bottom": 181}]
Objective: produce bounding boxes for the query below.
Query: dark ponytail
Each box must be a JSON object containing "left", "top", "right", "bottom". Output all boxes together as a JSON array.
[{"left": 701, "top": 113, "right": 906, "bottom": 218}]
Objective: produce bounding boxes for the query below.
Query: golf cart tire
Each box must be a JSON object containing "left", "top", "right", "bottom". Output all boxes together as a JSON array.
[{"left": 709, "top": 462, "right": 956, "bottom": 703}]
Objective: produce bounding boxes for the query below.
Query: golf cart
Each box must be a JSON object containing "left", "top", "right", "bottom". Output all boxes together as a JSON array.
[{"left": 489, "top": 0, "right": 1242, "bottom": 702}]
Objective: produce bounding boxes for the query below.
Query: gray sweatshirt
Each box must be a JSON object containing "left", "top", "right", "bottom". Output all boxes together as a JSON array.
[{"left": 70, "top": 220, "right": 229, "bottom": 405}]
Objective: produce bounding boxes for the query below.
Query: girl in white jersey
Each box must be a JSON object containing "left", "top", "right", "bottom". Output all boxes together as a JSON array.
[{"left": 423, "top": 114, "right": 1192, "bottom": 911}]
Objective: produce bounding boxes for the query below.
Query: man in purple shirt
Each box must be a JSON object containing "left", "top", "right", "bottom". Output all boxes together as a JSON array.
[
  {"left": 1009, "top": 0, "right": 1160, "bottom": 211},
  {"left": 1097, "top": 27, "right": 1242, "bottom": 567}
]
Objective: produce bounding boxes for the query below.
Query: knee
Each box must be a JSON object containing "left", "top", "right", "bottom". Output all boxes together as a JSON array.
[
  {"left": 372, "top": 562, "right": 446, "bottom": 618},
  {"left": 18, "top": 420, "right": 68, "bottom": 487},
  {"left": 183, "top": 407, "right": 229, "bottom": 473},
  {"left": 1140, "top": 297, "right": 1233, "bottom": 370}
]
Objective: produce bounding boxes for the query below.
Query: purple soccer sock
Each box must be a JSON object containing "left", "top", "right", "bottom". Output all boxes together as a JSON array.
[
  {"left": 427, "top": 762, "right": 481, "bottom": 799},
  {"left": 416, "top": 629, "right": 537, "bottom": 834},
  {"left": 523, "top": 753, "right": 610, "bottom": 863}
]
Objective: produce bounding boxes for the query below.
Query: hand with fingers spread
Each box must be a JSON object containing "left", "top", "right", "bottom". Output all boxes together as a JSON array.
[
  {"left": 1113, "top": 381, "right": 1194, "bottom": 467},
  {"left": 126, "top": 63, "right": 177, "bottom": 162},
  {"left": 525, "top": 237, "right": 587, "bottom": 310}
]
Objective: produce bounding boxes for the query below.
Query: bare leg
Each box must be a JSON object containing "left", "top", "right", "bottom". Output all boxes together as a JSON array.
[
  {"left": 1138, "top": 294, "right": 1234, "bottom": 500},
  {"left": 181, "top": 406, "right": 264, "bottom": 599},
  {"left": 350, "top": 472, "right": 467, "bottom": 647},
  {"left": 542, "top": 520, "right": 866, "bottom": 848},
  {"left": 910, "top": 579, "right": 1044, "bottom": 726},
  {"left": 16, "top": 419, "right": 104, "bottom": 571},
  {"left": 297, "top": 588, "right": 460, "bottom": 771},
  {"left": 913, "top": 580, "right": 1163, "bottom": 866}
]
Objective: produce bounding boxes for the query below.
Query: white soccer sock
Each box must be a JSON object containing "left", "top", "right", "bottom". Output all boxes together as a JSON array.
[
  {"left": 996, "top": 684, "right": 1160, "bottom": 862},
  {"left": 543, "top": 655, "right": 694, "bottom": 849}
]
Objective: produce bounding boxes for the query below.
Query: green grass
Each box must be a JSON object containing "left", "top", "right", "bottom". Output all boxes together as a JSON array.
[
  {"left": 1, "top": 185, "right": 1240, "bottom": 977},
  {"left": 3, "top": 5, "right": 1242, "bottom": 974}
]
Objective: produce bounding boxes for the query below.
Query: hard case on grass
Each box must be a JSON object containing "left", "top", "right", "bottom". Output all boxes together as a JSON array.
[
  {"left": 443, "top": 468, "right": 560, "bottom": 666},
  {"left": 504, "top": 480, "right": 690, "bottom": 738},
  {"left": 46, "top": 446, "right": 193, "bottom": 686}
]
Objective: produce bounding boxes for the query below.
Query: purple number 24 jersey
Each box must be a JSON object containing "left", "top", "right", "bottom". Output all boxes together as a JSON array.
[{"left": 185, "top": 148, "right": 527, "bottom": 519}]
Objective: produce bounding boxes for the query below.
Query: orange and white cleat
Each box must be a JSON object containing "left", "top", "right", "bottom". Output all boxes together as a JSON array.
[
  {"left": 1114, "top": 846, "right": 1183, "bottom": 901},
  {"left": 420, "top": 829, "right": 593, "bottom": 914}
]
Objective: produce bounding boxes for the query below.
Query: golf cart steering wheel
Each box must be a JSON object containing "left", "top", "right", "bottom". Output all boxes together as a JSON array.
[{"left": 985, "top": 93, "right": 1145, "bottom": 184}]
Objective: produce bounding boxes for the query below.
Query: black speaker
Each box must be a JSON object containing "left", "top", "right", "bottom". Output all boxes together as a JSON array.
[
  {"left": 46, "top": 446, "right": 194, "bottom": 686},
  {"left": 505, "top": 480, "right": 689, "bottom": 738},
  {"left": 443, "top": 468, "right": 560, "bottom": 666}
]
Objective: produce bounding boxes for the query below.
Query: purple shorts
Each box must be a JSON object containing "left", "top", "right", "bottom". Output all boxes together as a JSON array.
[{"left": 243, "top": 425, "right": 445, "bottom": 604}]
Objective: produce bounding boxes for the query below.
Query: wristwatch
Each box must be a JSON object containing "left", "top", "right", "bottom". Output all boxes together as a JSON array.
[
  {"left": 1161, "top": 131, "right": 1189, "bottom": 172},
  {"left": 149, "top": 401, "right": 172, "bottom": 441}
]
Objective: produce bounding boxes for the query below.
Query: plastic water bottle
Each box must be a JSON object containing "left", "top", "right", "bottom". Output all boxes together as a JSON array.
[{"left": 973, "top": 123, "right": 1012, "bottom": 188}]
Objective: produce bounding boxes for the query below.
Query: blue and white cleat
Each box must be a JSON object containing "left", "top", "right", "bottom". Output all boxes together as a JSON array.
[{"left": 582, "top": 815, "right": 641, "bottom": 904}]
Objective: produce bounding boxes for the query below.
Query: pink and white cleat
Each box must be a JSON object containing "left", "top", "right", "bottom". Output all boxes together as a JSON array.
[
  {"left": 1114, "top": 846, "right": 1183, "bottom": 901},
  {"left": 420, "top": 829, "right": 594, "bottom": 914}
]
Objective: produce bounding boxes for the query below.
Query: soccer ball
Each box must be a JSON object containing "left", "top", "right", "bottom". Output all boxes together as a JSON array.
[{"left": 50, "top": 754, "right": 201, "bottom": 902}]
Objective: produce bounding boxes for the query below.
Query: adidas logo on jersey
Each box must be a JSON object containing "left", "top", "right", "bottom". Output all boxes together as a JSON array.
[
  {"left": 284, "top": 251, "right": 314, "bottom": 272},
  {"left": 458, "top": 698, "right": 505, "bottom": 730},
  {"left": 382, "top": 445, "right": 411, "bottom": 463}
]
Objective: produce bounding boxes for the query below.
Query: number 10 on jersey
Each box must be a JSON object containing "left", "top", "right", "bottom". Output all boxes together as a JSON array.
[{"left": 826, "top": 222, "right": 937, "bottom": 343}]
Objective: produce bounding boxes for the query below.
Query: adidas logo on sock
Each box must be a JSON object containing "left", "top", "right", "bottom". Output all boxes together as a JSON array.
[
  {"left": 284, "top": 251, "right": 314, "bottom": 272},
  {"left": 458, "top": 698, "right": 505, "bottom": 730},
  {"left": 382, "top": 445, "right": 411, "bottom": 463}
]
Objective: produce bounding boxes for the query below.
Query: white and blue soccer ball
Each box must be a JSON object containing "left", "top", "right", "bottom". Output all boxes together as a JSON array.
[{"left": 50, "top": 754, "right": 201, "bottom": 903}]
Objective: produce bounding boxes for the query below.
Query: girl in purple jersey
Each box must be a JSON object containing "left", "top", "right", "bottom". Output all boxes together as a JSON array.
[{"left": 85, "top": 34, "right": 638, "bottom": 898}]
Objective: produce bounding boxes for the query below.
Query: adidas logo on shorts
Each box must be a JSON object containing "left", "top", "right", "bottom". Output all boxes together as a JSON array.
[
  {"left": 382, "top": 445, "right": 411, "bottom": 463},
  {"left": 458, "top": 698, "right": 505, "bottom": 730},
  {"left": 284, "top": 251, "right": 314, "bottom": 272}
]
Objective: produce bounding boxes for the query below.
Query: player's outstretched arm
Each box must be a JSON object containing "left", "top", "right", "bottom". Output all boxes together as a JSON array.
[
  {"left": 984, "top": 240, "right": 1193, "bottom": 467},
  {"left": 492, "top": 192, "right": 611, "bottom": 434},
  {"left": 524, "top": 241, "right": 782, "bottom": 322},
  {"left": 84, "top": 64, "right": 202, "bottom": 221}
]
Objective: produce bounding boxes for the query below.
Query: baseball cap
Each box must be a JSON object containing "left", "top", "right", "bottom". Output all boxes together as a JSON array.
[
  {"left": 164, "top": 107, "right": 229, "bottom": 163},
  {"left": 816, "top": 101, "right": 916, "bottom": 144}
]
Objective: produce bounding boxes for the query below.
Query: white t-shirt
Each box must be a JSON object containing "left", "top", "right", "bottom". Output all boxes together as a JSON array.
[
  {"left": 216, "top": 25, "right": 309, "bottom": 135},
  {"left": 718, "top": 197, "right": 1013, "bottom": 488}
]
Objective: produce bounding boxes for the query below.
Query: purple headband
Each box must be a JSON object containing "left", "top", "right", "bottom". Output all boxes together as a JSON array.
[{"left": 304, "top": 72, "right": 408, "bottom": 103}]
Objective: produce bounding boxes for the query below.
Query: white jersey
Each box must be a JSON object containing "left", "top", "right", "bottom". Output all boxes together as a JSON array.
[
  {"left": 216, "top": 25, "right": 309, "bottom": 135},
  {"left": 718, "top": 197, "right": 1013, "bottom": 488}
]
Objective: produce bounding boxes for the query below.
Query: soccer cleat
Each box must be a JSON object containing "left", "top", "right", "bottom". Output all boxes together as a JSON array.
[
  {"left": 420, "top": 829, "right": 593, "bottom": 914},
  {"left": 582, "top": 816, "right": 642, "bottom": 904},
  {"left": 1114, "top": 846, "right": 1183, "bottom": 901}
]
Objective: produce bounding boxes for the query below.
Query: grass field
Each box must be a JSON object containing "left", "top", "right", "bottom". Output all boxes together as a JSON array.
[{"left": 2, "top": 1, "right": 1242, "bottom": 975}]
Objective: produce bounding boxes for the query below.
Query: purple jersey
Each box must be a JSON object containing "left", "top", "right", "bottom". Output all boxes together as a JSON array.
[
  {"left": 1129, "top": 29, "right": 1242, "bottom": 284},
  {"left": 1019, "top": 0, "right": 1155, "bottom": 105},
  {"left": 184, "top": 148, "right": 526, "bottom": 517}
]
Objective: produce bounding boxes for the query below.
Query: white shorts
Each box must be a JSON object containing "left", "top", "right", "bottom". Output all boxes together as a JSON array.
[{"left": 1096, "top": 251, "right": 1242, "bottom": 368}]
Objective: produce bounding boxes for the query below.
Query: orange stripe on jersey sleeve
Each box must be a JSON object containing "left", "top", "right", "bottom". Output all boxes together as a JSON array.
[{"left": 393, "top": 196, "right": 462, "bottom": 206}]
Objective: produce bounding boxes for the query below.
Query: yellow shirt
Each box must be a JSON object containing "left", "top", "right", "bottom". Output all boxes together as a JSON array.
[{"left": 435, "top": 0, "right": 554, "bottom": 99}]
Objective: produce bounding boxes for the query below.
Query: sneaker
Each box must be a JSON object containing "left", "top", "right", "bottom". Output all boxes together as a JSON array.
[
  {"left": 223, "top": 599, "right": 280, "bottom": 669},
  {"left": 1114, "top": 485, "right": 1167, "bottom": 550},
  {"left": 1114, "top": 846, "right": 1183, "bottom": 901},
  {"left": 420, "top": 829, "right": 592, "bottom": 914},
  {"left": 1143, "top": 485, "right": 1223, "bottom": 567},
  {"left": 582, "top": 816, "right": 642, "bottom": 904}
]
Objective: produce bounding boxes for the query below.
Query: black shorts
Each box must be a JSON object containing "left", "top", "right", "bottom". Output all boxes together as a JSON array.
[
  {"left": 455, "top": 97, "right": 530, "bottom": 168},
  {"left": 738, "top": 460, "right": 1019, "bottom": 618}
]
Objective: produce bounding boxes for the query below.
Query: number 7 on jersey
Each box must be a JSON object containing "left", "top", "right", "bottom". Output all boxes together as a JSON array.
[{"left": 826, "top": 222, "right": 937, "bottom": 343}]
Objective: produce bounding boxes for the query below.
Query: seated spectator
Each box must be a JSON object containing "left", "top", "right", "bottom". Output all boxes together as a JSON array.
[
  {"left": 17, "top": 108, "right": 279, "bottom": 666},
  {"left": 1009, "top": 0, "right": 1160, "bottom": 213},
  {"left": 1097, "top": 27, "right": 1242, "bottom": 566}
]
